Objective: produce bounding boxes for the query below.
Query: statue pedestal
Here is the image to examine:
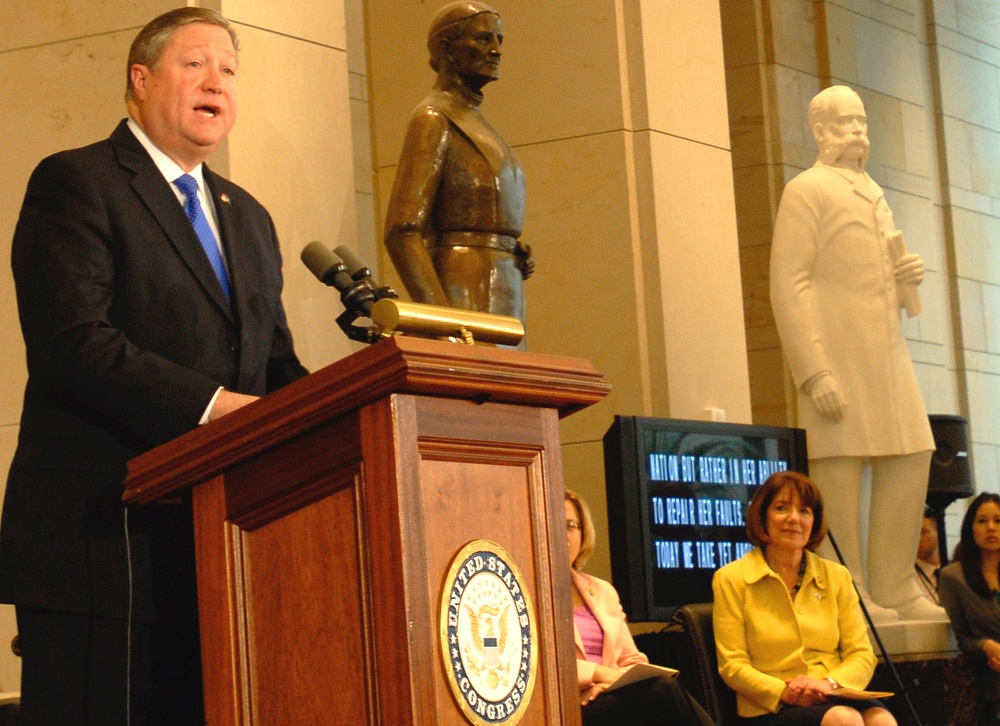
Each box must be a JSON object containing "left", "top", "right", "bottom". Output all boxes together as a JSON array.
[
  {"left": 867, "top": 623, "right": 976, "bottom": 725},
  {"left": 870, "top": 619, "right": 955, "bottom": 657}
]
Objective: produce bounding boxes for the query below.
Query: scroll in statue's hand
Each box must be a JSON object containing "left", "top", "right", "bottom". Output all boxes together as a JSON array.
[
  {"left": 893, "top": 253, "right": 924, "bottom": 285},
  {"left": 808, "top": 374, "right": 847, "bottom": 421}
]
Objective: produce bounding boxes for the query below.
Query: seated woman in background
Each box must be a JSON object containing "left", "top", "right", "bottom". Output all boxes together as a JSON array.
[
  {"left": 711, "top": 472, "right": 895, "bottom": 726},
  {"left": 938, "top": 492, "right": 1000, "bottom": 724},
  {"left": 565, "top": 489, "right": 715, "bottom": 726}
]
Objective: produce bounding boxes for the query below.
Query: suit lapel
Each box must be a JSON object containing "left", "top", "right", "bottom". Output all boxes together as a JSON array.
[{"left": 110, "top": 122, "right": 234, "bottom": 321}]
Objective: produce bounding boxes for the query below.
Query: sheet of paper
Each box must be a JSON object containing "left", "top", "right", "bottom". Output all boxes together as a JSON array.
[{"left": 604, "top": 663, "right": 679, "bottom": 693}]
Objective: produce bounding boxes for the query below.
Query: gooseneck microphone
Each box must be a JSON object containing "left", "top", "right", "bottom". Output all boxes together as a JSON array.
[
  {"left": 333, "top": 245, "right": 373, "bottom": 282},
  {"left": 301, "top": 241, "right": 376, "bottom": 316}
]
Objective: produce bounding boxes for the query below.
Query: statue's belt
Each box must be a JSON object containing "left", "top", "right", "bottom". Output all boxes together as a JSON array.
[{"left": 431, "top": 231, "right": 517, "bottom": 253}]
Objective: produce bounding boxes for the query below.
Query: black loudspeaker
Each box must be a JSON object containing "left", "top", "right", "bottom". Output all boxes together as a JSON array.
[{"left": 927, "top": 414, "right": 975, "bottom": 503}]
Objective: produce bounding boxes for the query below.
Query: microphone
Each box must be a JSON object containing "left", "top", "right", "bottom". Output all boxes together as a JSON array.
[
  {"left": 301, "top": 241, "right": 355, "bottom": 293},
  {"left": 333, "top": 245, "right": 373, "bottom": 282},
  {"left": 333, "top": 245, "right": 398, "bottom": 306},
  {"left": 300, "top": 241, "right": 376, "bottom": 317}
]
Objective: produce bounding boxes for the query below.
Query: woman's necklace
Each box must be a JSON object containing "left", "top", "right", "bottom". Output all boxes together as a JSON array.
[
  {"left": 768, "top": 553, "right": 807, "bottom": 595},
  {"left": 789, "top": 556, "right": 807, "bottom": 595}
]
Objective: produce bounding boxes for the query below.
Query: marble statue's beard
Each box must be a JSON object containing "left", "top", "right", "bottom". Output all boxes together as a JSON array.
[{"left": 818, "top": 136, "right": 870, "bottom": 167}]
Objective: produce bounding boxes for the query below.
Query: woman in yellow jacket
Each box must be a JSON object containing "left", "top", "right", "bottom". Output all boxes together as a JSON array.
[{"left": 712, "top": 472, "right": 896, "bottom": 725}]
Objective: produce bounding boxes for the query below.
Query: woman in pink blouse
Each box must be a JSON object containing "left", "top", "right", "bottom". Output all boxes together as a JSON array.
[{"left": 566, "top": 489, "right": 715, "bottom": 725}]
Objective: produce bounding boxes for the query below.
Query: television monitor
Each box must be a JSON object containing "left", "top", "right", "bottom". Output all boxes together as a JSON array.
[{"left": 602, "top": 415, "right": 809, "bottom": 621}]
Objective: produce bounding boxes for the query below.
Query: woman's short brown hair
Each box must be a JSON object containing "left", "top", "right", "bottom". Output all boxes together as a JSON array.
[
  {"left": 564, "top": 489, "right": 596, "bottom": 570},
  {"left": 745, "top": 471, "right": 828, "bottom": 551}
]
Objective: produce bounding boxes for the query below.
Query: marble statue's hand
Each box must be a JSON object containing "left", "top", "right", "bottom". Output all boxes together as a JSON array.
[
  {"left": 808, "top": 374, "right": 847, "bottom": 421},
  {"left": 894, "top": 253, "right": 924, "bottom": 285}
]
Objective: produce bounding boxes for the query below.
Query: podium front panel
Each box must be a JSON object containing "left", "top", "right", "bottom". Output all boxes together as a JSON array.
[{"left": 362, "top": 394, "right": 580, "bottom": 725}]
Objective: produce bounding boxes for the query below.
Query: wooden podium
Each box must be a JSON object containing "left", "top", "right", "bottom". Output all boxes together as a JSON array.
[{"left": 123, "top": 337, "right": 609, "bottom": 725}]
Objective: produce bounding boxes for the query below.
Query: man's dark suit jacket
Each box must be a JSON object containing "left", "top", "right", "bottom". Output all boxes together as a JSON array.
[{"left": 0, "top": 119, "right": 308, "bottom": 623}]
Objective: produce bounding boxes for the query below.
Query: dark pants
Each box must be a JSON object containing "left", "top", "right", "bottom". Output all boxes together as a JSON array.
[
  {"left": 16, "top": 606, "right": 203, "bottom": 726},
  {"left": 583, "top": 675, "right": 717, "bottom": 726}
]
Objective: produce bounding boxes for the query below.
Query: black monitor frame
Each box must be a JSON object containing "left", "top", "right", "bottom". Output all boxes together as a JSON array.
[{"left": 603, "top": 415, "right": 809, "bottom": 621}]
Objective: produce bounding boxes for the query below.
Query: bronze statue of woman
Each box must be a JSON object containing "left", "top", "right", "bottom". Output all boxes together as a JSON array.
[{"left": 383, "top": 1, "right": 533, "bottom": 330}]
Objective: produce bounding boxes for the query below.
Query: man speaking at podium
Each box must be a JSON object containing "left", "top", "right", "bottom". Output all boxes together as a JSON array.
[{"left": 0, "top": 8, "right": 307, "bottom": 724}]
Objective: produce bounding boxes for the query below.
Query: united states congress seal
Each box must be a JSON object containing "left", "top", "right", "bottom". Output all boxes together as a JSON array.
[{"left": 440, "top": 539, "right": 537, "bottom": 724}]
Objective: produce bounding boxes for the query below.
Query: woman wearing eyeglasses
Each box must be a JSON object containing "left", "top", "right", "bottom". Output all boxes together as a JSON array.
[{"left": 565, "top": 489, "right": 715, "bottom": 726}]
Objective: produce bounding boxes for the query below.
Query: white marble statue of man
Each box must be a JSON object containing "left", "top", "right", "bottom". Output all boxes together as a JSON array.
[{"left": 770, "top": 85, "right": 945, "bottom": 623}]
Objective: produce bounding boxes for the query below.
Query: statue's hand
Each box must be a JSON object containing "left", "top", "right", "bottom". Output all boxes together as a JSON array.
[
  {"left": 808, "top": 374, "right": 847, "bottom": 421},
  {"left": 894, "top": 252, "right": 924, "bottom": 285},
  {"left": 515, "top": 241, "right": 535, "bottom": 280}
]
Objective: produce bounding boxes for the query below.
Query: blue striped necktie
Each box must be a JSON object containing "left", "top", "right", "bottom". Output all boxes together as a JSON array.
[{"left": 173, "top": 174, "right": 231, "bottom": 302}]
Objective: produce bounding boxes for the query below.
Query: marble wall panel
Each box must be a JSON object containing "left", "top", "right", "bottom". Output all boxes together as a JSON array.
[
  {"left": 863, "top": 92, "right": 907, "bottom": 172},
  {"left": 514, "top": 131, "right": 650, "bottom": 442},
  {"left": 953, "top": 207, "right": 1000, "bottom": 284},
  {"left": 769, "top": 0, "right": 820, "bottom": 74},
  {"left": 956, "top": 277, "right": 987, "bottom": 351},
  {"left": 223, "top": 0, "right": 345, "bottom": 50},
  {"left": 872, "top": 0, "right": 918, "bottom": 32},
  {"left": 227, "top": 27, "right": 356, "bottom": 371},
  {"left": 0, "top": 0, "right": 167, "bottom": 52},
  {"left": 720, "top": 0, "right": 761, "bottom": 68},
  {"left": 727, "top": 64, "right": 768, "bottom": 168},
  {"left": 740, "top": 243, "right": 773, "bottom": 330},
  {"left": 966, "top": 370, "right": 1000, "bottom": 446},
  {"left": 983, "top": 283, "right": 1000, "bottom": 356},
  {"left": 635, "top": 0, "right": 731, "bottom": 148},
  {"left": 648, "top": 131, "right": 751, "bottom": 423},
  {"left": 733, "top": 164, "right": 780, "bottom": 249},
  {"left": 955, "top": 0, "right": 1000, "bottom": 48},
  {"left": 826, "top": 3, "right": 862, "bottom": 81},
  {"left": 900, "top": 100, "right": 931, "bottom": 179},
  {"left": 968, "top": 125, "right": 1000, "bottom": 199},
  {"left": 932, "top": 0, "right": 960, "bottom": 30},
  {"left": 940, "top": 115, "right": 973, "bottom": 191},
  {"left": 748, "top": 347, "right": 790, "bottom": 426},
  {"left": 560, "top": 440, "right": 614, "bottom": 582},
  {"left": 855, "top": 13, "right": 925, "bottom": 104},
  {"left": 937, "top": 46, "right": 1000, "bottom": 130}
]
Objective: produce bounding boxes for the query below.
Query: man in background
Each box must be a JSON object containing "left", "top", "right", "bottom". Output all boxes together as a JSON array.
[
  {"left": 0, "top": 8, "right": 307, "bottom": 724},
  {"left": 915, "top": 506, "right": 942, "bottom": 606}
]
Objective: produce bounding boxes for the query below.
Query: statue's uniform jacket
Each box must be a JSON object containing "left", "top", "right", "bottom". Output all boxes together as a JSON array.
[
  {"left": 384, "top": 88, "right": 526, "bottom": 320},
  {"left": 769, "top": 163, "right": 933, "bottom": 459}
]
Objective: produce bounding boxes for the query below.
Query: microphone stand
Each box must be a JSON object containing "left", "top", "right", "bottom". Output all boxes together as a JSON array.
[{"left": 825, "top": 529, "right": 923, "bottom": 726}]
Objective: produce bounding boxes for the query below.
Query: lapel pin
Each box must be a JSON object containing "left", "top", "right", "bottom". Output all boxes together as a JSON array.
[{"left": 220, "top": 193, "right": 231, "bottom": 204}]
